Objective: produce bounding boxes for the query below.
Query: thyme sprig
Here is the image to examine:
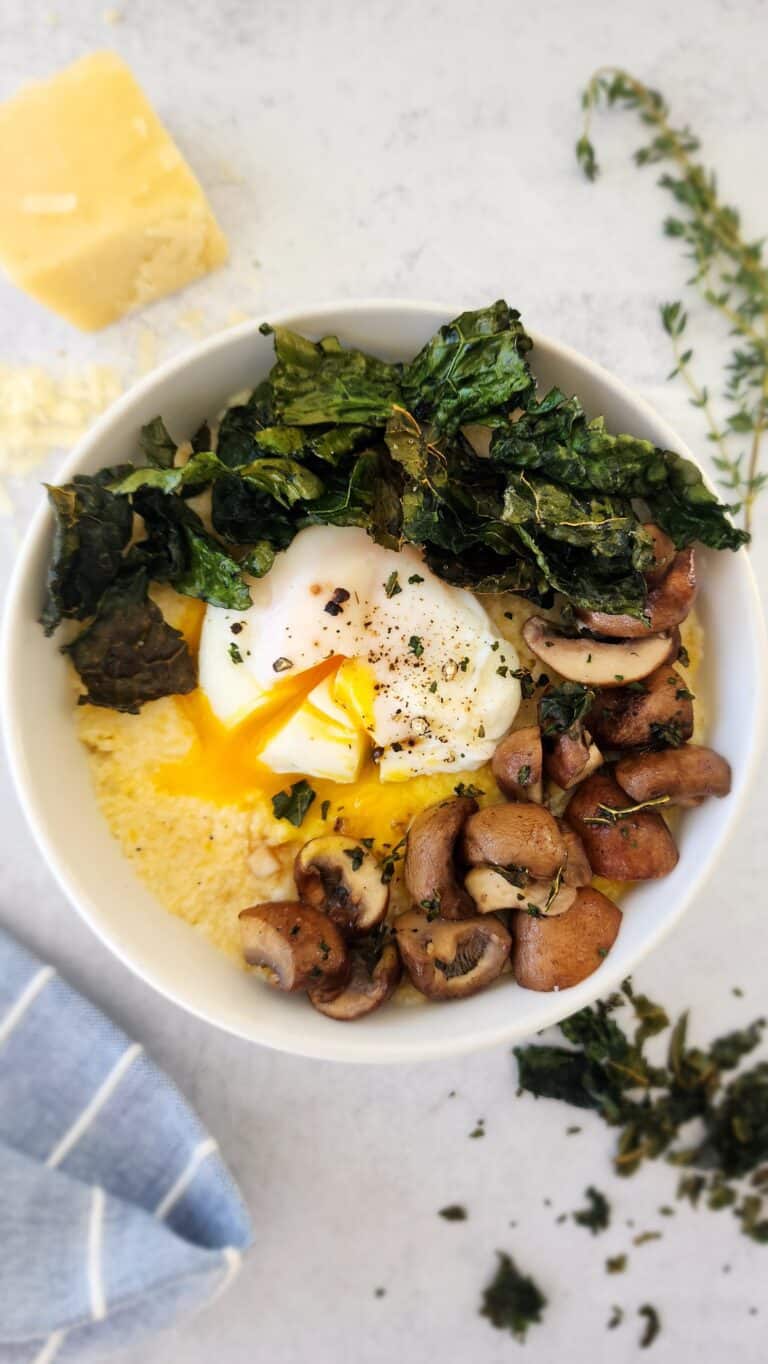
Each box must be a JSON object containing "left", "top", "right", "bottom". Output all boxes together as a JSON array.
[
  {"left": 577, "top": 67, "right": 768, "bottom": 531},
  {"left": 586, "top": 795, "right": 671, "bottom": 826}
]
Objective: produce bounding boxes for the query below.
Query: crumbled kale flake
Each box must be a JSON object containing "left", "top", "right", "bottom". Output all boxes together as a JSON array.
[
  {"left": 384, "top": 571, "right": 402, "bottom": 598},
  {"left": 438, "top": 1204, "right": 468, "bottom": 1221},
  {"left": 344, "top": 846, "right": 365, "bottom": 871},
  {"left": 605, "top": 1254, "right": 627, "bottom": 1274},
  {"left": 572, "top": 1186, "right": 611, "bottom": 1235},
  {"left": 271, "top": 780, "right": 316, "bottom": 827},
  {"left": 228, "top": 642, "right": 243, "bottom": 665},
  {"left": 638, "top": 1304, "right": 661, "bottom": 1349},
  {"left": 479, "top": 1252, "right": 547, "bottom": 1341}
]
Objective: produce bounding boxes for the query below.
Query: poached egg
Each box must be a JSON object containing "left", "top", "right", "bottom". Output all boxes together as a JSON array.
[{"left": 196, "top": 525, "right": 521, "bottom": 783}]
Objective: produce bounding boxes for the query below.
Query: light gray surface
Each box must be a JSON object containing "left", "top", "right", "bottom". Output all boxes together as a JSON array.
[{"left": 1, "top": 1, "right": 767, "bottom": 1360}]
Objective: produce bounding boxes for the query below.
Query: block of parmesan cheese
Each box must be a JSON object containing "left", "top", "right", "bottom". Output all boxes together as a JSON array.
[{"left": 0, "top": 52, "right": 228, "bottom": 330}]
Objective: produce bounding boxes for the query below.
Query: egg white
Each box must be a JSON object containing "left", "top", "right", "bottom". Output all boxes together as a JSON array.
[{"left": 198, "top": 525, "right": 521, "bottom": 782}]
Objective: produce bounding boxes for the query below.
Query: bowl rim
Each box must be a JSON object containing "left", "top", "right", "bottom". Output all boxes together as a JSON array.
[{"left": 2, "top": 296, "right": 766, "bottom": 1063}]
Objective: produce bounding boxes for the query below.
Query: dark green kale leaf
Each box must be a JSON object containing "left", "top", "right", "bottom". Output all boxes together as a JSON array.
[
  {"left": 216, "top": 380, "right": 274, "bottom": 467},
  {"left": 479, "top": 1252, "right": 547, "bottom": 1341},
  {"left": 491, "top": 389, "right": 747, "bottom": 551},
  {"left": 240, "top": 541, "right": 276, "bottom": 578},
  {"left": 271, "top": 779, "right": 316, "bottom": 827},
  {"left": 514, "top": 1044, "right": 609, "bottom": 1111},
  {"left": 572, "top": 1186, "right": 611, "bottom": 1234},
  {"left": 65, "top": 570, "right": 196, "bottom": 713},
  {"left": 302, "top": 448, "right": 403, "bottom": 549},
  {"left": 708, "top": 1020, "right": 765, "bottom": 1071},
  {"left": 110, "top": 451, "right": 224, "bottom": 496},
  {"left": 539, "top": 682, "right": 596, "bottom": 736},
  {"left": 41, "top": 472, "right": 134, "bottom": 634},
  {"left": 263, "top": 325, "right": 403, "bottom": 426},
  {"left": 138, "top": 417, "right": 177, "bottom": 468},
  {"left": 402, "top": 300, "right": 534, "bottom": 436},
  {"left": 131, "top": 489, "right": 251, "bottom": 610}
]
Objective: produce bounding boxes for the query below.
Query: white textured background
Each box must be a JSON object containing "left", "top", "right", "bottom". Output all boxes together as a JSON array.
[{"left": 2, "top": 1, "right": 768, "bottom": 1360}]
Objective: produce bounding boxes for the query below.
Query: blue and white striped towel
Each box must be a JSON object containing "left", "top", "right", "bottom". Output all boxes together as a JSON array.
[{"left": 0, "top": 926, "right": 252, "bottom": 1363}]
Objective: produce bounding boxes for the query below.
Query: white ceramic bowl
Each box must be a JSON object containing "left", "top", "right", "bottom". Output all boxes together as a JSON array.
[{"left": 2, "top": 300, "right": 765, "bottom": 1063}]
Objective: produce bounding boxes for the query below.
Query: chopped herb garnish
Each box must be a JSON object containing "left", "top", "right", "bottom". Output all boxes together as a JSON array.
[
  {"left": 539, "top": 681, "right": 595, "bottom": 736},
  {"left": 586, "top": 795, "right": 671, "bottom": 826},
  {"left": 677, "top": 644, "right": 691, "bottom": 667},
  {"left": 454, "top": 782, "right": 484, "bottom": 798},
  {"left": 606, "top": 1254, "right": 627, "bottom": 1274},
  {"left": 228, "top": 642, "right": 243, "bottom": 664},
  {"left": 408, "top": 573, "right": 425, "bottom": 584},
  {"left": 408, "top": 635, "right": 424, "bottom": 657},
  {"left": 344, "top": 846, "right": 365, "bottom": 871},
  {"left": 384, "top": 571, "right": 402, "bottom": 598},
  {"left": 633, "top": 1230, "right": 662, "bottom": 1246},
  {"left": 638, "top": 1304, "right": 661, "bottom": 1349},
  {"left": 271, "top": 779, "right": 316, "bottom": 826},
  {"left": 649, "top": 719, "right": 684, "bottom": 748},
  {"left": 572, "top": 1186, "right": 610, "bottom": 1235},
  {"left": 320, "top": 799, "right": 331, "bottom": 820},
  {"left": 607, "top": 1305, "right": 624, "bottom": 1330},
  {"left": 479, "top": 1252, "right": 547, "bottom": 1342},
  {"left": 511, "top": 667, "right": 535, "bottom": 699},
  {"left": 360, "top": 836, "right": 375, "bottom": 849},
  {"left": 496, "top": 664, "right": 509, "bottom": 677},
  {"left": 439, "top": 1204, "right": 468, "bottom": 1221},
  {"left": 676, "top": 686, "right": 695, "bottom": 701},
  {"left": 517, "top": 764, "right": 532, "bottom": 786}
]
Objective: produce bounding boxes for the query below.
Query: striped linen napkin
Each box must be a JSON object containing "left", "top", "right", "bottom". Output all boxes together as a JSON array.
[{"left": 0, "top": 926, "right": 252, "bottom": 1363}]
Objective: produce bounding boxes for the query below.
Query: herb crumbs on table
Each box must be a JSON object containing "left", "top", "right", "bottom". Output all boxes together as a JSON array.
[
  {"left": 572, "top": 1186, "right": 610, "bottom": 1234},
  {"left": 438, "top": 1204, "right": 468, "bottom": 1221},
  {"left": 638, "top": 1304, "right": 661, "bottom": 1349},
  {"left": 606, "top": 1254, "right": 627, "bottom": 1274}
]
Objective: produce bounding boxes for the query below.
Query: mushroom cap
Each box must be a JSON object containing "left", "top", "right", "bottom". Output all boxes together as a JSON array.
[
  {"left": 491, "top": 726, "right": 544, "bottom": 802},
  {"left": 514, "top": 886, "right": 622, "bottom": 991},
  {"left": 544, "top": 728, "right": 603, "bottom": 789},
  {"left": 404, "top": 796, "right": 478, "bottom": 920},
  {"left": 565, "top": 770, "right": 679, "bottom": 880},
  {"left": 522, "top": 616, "right": 677, "bottom": 687},
  {"left": 309, "top": 940, "right": 401, "bottom": 1020},
  {"left": 615, "top": 744, "right": 732, "bottom": 806},
  {"left": 588, "top": 665, "right": 694, "bottom": 749},
  {"left": 294, "top": 835, "right": 389, "bottom": 936},
  {"left": 239, "top": 901, "right": 349, "bottom": 993},
  {"left": 556, "top": 820, "right": 593, "bottom": 887},
  {"left": 394, "top": 910, "right": 511, "bottom": 1000},
  {"left": 577, "top": 548, "right": 697, "bottom": 638},
  {"left": 461, "top": 802, "right": 567, "bottom": 879}
]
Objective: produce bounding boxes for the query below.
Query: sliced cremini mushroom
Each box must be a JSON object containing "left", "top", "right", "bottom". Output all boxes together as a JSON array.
[
  {"left": 588, "top": 665, "right": 694, "bottom": 749},
  {"left": 643, "top": 522, "right": 676, "bottom": 586},
  {"left": 461, "top": 802, "right": 566, "bottom": 879},
  {"left": 615, "top": 744, "right": 732, "bottom": 808},
  {"left": 404, "top": 796, "right": 478, "bottom": 921},
  {"left": 294, "top": 835, "right": 388, "bottom": 936},
  {"left": 556, "top": 821, "right": 593, "bottom": 887},
  {"left": 309, "top": 939, "right": 401, "bottom": 1020},
  {"left": 577, "top": 548, "right": 697, "bottom": 638},
  {"left": 492, "top": 726, "right": 544, "bottom": 802},
  {"left": 522, "top": 616, "right": 677, "bottom": 688},
  {"left": 514, "top": 886, "right": 622, "bottom": 991},
  {"left": 545, "top": 727, "right": 603, "bottom": 789},
  {"left": 465, "top": 865, "right": 530, "bottom": 913},
  {"left": 239, "top": 901, "right": 349, "bottom": 993},
  {"left": 565, "top": 771, "right": 678, "bottom": 880},
  {"left": 394, "top": 910, "right": 511, "bottom": 1000}
]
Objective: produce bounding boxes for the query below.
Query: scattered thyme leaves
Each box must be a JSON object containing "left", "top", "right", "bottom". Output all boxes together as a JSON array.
[{"left": 454, "top": 782, "right": 484, "bottom": 798}]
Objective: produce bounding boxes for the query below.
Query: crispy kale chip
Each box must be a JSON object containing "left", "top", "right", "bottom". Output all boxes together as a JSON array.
[
  {"left": 131, "top": 489, "right": 252, "bottom": 610},
  {"left": 41, "top": 472, "right": 134, "bottom": 635},
  {"left": 66, "top": 570, "right": 196, "bottom": 713},
  {"left": 402, "top": 299, "right": 534, "bottom": 436},
  {"left": 539, "top": 682, "right": 596, "bottom": 737},
  {"left": 491, "top": 387, "right": 747, "bottom": 551},
  {"left": 138, "top": 416, "right": 177, "bottom": 469},
  {"left": 263, "top": 324, "right": 403, "bottom": 426}
]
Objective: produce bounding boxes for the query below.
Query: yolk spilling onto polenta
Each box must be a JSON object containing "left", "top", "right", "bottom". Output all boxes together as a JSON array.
[{"left": 154, "top": 601, "right": 491, "bottom": 847}]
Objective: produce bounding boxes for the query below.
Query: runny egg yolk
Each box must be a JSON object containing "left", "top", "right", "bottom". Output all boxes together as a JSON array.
[{"left": 155, "top": 600, "right": 494, "bottom": 846}]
